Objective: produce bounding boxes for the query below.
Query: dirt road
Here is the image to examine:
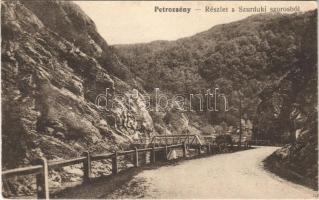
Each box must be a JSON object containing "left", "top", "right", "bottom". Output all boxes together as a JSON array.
[{"left": 104, "top": 147, "right": 316, "bottom": 199}]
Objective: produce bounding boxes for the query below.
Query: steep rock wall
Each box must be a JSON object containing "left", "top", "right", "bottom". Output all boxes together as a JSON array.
[{"left": 2, "top": 0, "right": 154, "bottom": 170}]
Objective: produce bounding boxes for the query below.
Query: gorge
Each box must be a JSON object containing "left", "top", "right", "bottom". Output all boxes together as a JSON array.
[{"left": 1, "top": 0, "right": 317, "bottom": 196}]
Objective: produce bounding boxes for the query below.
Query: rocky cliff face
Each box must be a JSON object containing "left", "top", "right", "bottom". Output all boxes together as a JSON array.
[
  {"left": 1, "top": 1, "right": 156, "bottom": 195},
  {"left": 256, "top": 11, "right": 318, "bottom": 189}
]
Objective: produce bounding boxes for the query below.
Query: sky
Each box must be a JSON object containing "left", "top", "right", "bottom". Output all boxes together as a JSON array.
[{"left": 75, "top": 1, "right": 317, "bottom": 45}]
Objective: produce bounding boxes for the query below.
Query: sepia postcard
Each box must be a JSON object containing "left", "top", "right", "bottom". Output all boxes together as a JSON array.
[{"left": 1, "top": 0, "right": 318, "bottom": 199}]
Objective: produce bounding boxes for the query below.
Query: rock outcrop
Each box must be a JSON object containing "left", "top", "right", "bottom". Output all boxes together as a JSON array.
[
  {"left": 1, "top": 0, "right": 154, "bottom": 196},
  {"left": 257, "top": 11, "right": 318, "bottom": 190}
]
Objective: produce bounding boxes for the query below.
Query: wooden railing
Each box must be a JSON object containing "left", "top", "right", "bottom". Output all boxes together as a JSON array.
[
  {"left": 2, "top": 143, "right": 187, "bottom": 199},
  {"left": 2, "top": 142, "right": 251, "bottom": 199},
  {"left": 149, "top": 134, "right": 202, "bottom": 146}
]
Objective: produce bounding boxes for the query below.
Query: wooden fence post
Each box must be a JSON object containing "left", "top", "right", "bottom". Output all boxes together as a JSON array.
[
  {"left": 82, "top": 151, "right": 91, "bottom": 183},
  {"left": 112, "top": 151, "right": 118, "bottom": 175},
  {"left": 198, "top": 145, "right": 201, "bottom": 155},
  {"left": 182, "top": 142, "right": 187, "bottom": 158},
  {"left": 207, "top": 144, "right": 211, "bottom": 155},
  {"left": 134, "top": 147, "right": 139, "bottom": 167},
  {"left": 151, "top": 145, "right": 156, "bottom": 164},
  {"left": 35, "top": 157, "right": 49, "bottom": 199},
  {"left": 165, "top": 145, "right": 168, "bottom": 161}
]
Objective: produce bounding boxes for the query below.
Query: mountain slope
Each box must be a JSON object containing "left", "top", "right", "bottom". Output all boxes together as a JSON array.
[
  {"left": 1, "top": 1, "right": 154, "bottom": 196},
  {"left": 115, "top": 10, "right": 317, "bottom": 141},
  {"left": 115, "top": 10, "right": 318, "bottom": 188}
]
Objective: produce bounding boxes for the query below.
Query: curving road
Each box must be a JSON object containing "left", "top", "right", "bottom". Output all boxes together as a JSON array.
[{"left": 105, "top": 147, "right": 316, "bottom": 199}]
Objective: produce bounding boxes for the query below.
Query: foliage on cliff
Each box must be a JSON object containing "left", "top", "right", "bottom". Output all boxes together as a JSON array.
[
  {"left": 115, "top": 11, "right": 317, "bottom": 142},
  {"left": 261, "top": 10, "right": 317, "bottom": 188}
]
